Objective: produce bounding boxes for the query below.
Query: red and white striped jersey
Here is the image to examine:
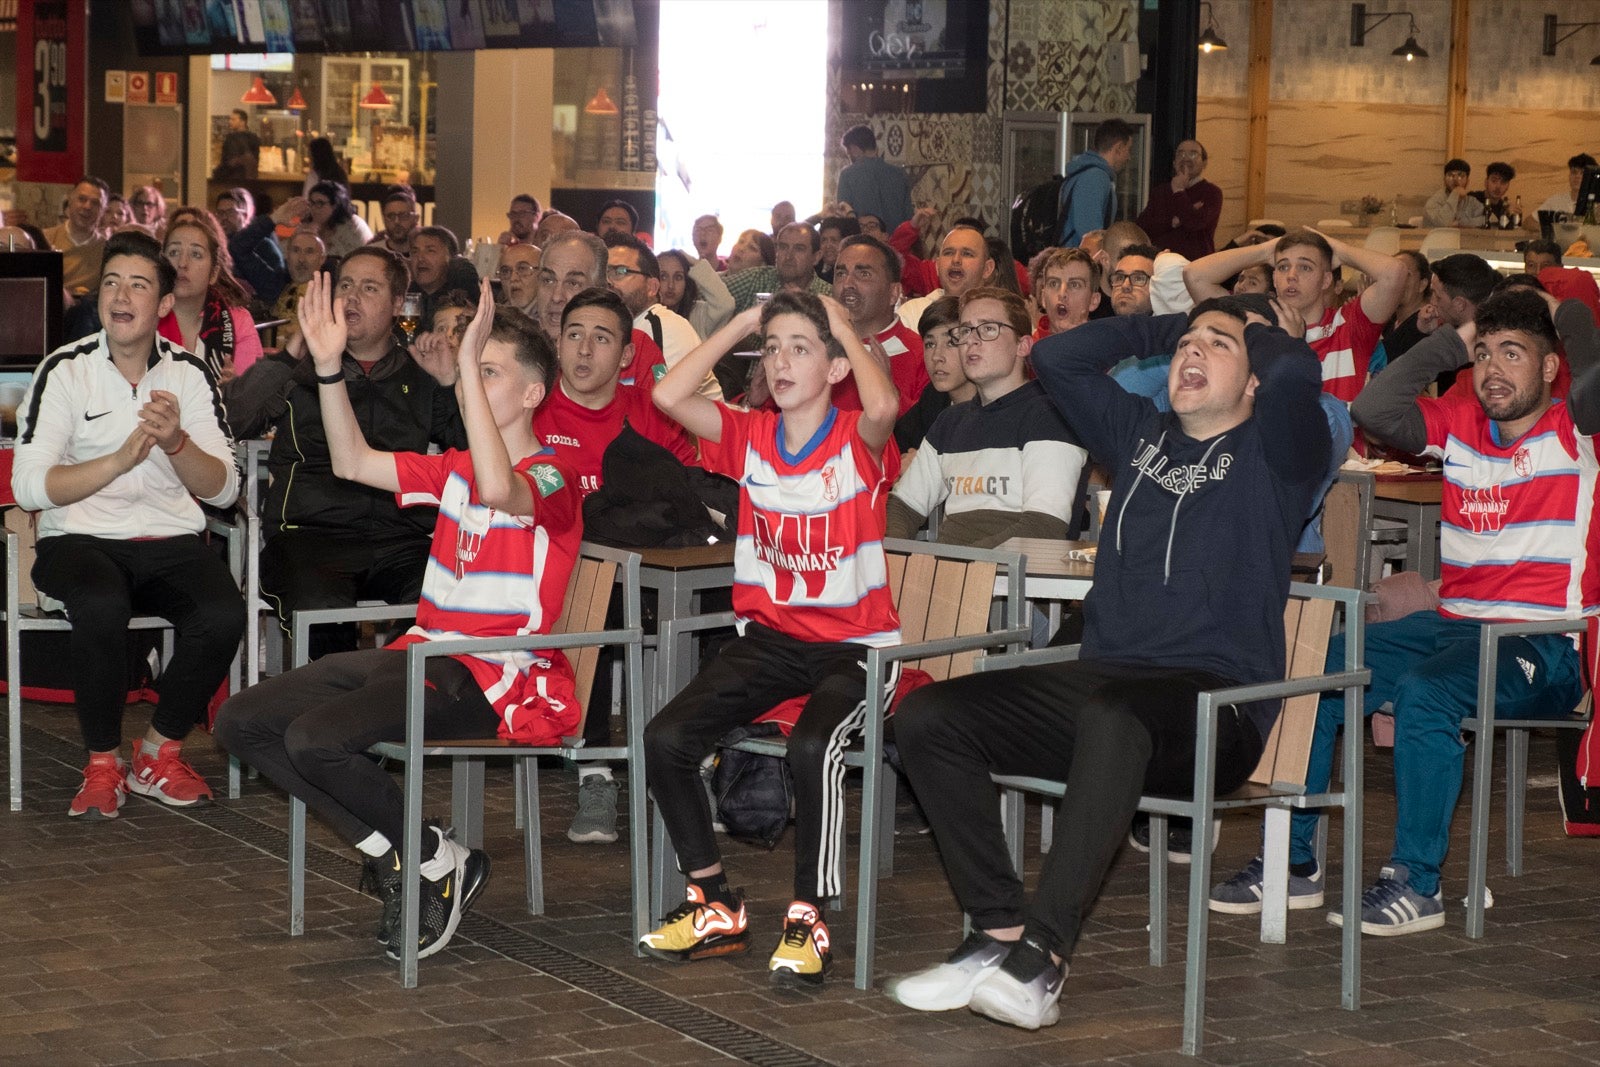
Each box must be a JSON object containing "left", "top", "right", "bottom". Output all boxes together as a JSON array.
[
  {"left": 1305, "top": 297, "right": 1383, "bottom": 403},
  {"left": 1420, "top": 395, "right": 1600, "bottom": 624},
  {"left": 700, "top": 404, "right": 901, "bottom": 647},
  {"left": 389, "top": 448, "right": 585, "bottom": 745}
]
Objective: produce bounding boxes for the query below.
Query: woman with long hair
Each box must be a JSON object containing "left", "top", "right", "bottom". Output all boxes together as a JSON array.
[
  {"left": 658, "top": 247, "right": 734, "bottom": 340},
  {"left": 159, "top": 209, "right": 263, "bottom": 382},
  {"left": 303, "top": 136, "right": 349, "bottom": 195},
  {"left": 306, "top": 180, "right": 373, "bottom": 259}
]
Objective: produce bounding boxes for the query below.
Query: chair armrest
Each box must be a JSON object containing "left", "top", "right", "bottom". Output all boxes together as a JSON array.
[
  {"left": 870, "top": 625, "right": 1032, "bottom": 669},
  {"left": 1195, "top": 669, "right": 1370, "bottom": 712},
  {"left": 975, "top": 643, "right": 1081, "bottom": 673},
  {"left": 659, "top": 611, "right": 740, "bottom": 640},
  {"left": 1480, "top": 617, "right": 1588, "bottom": 643}
]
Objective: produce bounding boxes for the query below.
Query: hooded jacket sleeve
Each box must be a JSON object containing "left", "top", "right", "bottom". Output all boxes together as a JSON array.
[
  {"left": 1031, "top": 313, "right": 1188, "bottom": 463},
  {"left": 1244, "top": 323, "right": 1331, "bottom": 487}
]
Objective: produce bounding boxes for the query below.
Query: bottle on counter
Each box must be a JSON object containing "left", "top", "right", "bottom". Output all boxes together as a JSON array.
[{"left": 1512, "top": 196, "right": 1523, "bottom": 229}]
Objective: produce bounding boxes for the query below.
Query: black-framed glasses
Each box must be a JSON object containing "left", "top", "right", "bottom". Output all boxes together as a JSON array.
[
  {"left": 1110, "top": 270, "right": 1152, "bottom": 288},
  {"left": 606, "top": 264, "right": 651, "bottom": 280},
  {"left": 949, "top": 321, "right": 1016, "bottom": 344},
  {"left": 496, "top": 263, "right": 538, "bottom": 279}
]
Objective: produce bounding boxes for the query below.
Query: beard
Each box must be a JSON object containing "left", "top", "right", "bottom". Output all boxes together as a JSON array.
[{"left": 1477, "top": 379, "right": 1544, "bottom": 425}]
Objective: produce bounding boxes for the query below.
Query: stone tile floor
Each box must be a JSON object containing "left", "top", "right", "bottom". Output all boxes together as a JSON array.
[{"left": 2, "top": 703, "right": 1598, "bottom": 1066}]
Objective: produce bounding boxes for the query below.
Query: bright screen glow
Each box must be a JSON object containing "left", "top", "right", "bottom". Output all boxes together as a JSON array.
[{"left": 654, "top": 0, "right": 828, "bottom": 257}]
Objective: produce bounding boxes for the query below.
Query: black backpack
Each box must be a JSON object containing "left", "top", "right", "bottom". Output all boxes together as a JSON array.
[{"left": 1011, "top": 174, "right": 1066, "bottom": 264}]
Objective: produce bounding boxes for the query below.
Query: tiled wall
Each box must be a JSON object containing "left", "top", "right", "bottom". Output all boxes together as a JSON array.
[
  {"left": 1199, "top": 0, "right": 1600, "bottom": 238},
  {"left": 823, "top": 0, "right": 1140, "bottom": 240}
]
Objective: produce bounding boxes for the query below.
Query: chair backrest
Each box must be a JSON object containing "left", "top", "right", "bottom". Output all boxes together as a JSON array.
[
  {"left": 555, "top": 552, "right": 618, "bottom": 720},
  {"left": 1321, "top": 471, "right": 1373, "bottom": 591},
  {"left": 882, "top": 541, "right": 1017, "bottom": 682},
  {"left": 1248, "top": 592, "right": 1338, "bottom": 790},
  {"left": 1363, "top": 226, "right": 1402, "bottom": 254},
  {"left": 1420, "top": 228, "right": 1462, "bottom": 255}
]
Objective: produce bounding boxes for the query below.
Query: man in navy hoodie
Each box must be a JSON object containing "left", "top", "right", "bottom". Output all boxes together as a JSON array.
[
  {"left": 886, "top": 297, "right": 1330, "bottom": 1030},
  {"left": 1058, "top": 118, "right": 1136, "bottom": 248}
]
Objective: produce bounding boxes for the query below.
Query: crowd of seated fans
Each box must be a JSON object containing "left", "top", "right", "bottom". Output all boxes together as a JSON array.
[{"left": 10, "top": 130, "right": 1600, "bottom": 1021}]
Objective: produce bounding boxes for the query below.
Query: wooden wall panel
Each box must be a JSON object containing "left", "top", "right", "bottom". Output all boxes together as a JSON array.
[
  {"left": 1196, "top": 95, "right": 1250, "bottom": 238},
  {"left": 1462, "top": 108, "right": 1600, "bottom": 208}
]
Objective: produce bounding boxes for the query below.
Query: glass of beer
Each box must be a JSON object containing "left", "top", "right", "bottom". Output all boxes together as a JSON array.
[{"left": 398, "top": 293, "right": 423, "bottom": 342}]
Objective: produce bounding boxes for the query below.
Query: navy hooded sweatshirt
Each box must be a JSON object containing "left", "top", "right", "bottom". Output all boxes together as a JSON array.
[{"left": 1031, "top": 314, "right": 1331, "bottom": 742}]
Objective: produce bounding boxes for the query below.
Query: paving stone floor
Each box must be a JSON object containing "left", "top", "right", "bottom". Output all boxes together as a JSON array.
[{"left": 2, "top": 702, "right": 1598, "bottom": 1066}]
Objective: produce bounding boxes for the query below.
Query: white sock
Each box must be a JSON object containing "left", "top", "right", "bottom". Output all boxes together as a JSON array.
[
  {"left": 577, "top": 764, "right": 613, "bottom": 784},
  {"left": 419, "top": 827, "right": 466, "bottom": 882},
  {"left": 354, "top": 831, "right": 393, "bottom": 858}
]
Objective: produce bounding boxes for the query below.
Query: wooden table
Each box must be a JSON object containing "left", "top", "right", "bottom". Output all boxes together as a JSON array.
[
  {"left": 992, "top": 537, "right": 1097, "bottom": 643},
  {"left": 1371, "top": 474, "right": 1443, "bottom": 579},
  {"left": 1337, "top": 226, "right": 1527, "bottom": 254}
]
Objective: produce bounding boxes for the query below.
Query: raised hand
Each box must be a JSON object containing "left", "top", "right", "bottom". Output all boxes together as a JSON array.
[
  {"left": 297, "top": 272, "right": 347, "bottom": 374},
  {"left": 407, "top": 329, "right": 456, "bottom": 387},
  {"left": 114, "top": 426, "right": 156, "bottom": 474},
  {"left": 455, "top": 277, "right": 497, "bottom": 371},
  {"left": 1270, "top": 298, "right": 1306, "bottom": 339}
]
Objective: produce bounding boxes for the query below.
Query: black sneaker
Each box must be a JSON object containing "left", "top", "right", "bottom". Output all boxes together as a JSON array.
[
  {"left": 358, "top": 848, "right": 405, "bottom": 945},
  {"left": 385, "top": 828, "right": 491, "bottom": 962},
  {"left": 1126, "top": 813, "right": 1219, "bottom": 865}
]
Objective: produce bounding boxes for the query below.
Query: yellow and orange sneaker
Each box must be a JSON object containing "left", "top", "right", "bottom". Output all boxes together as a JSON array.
[
  {"left": 638, "top": 884, "right": 750, "bottom": 962},
  {"left": 768, "top": 901, "right": 832, "bottom": 986}
]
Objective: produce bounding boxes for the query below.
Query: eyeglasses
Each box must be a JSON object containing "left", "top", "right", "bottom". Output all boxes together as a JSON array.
[
  {"left": 130, "top": 199, "right": 153, "bottom": 208},
  {"left": 382, "top": 210, "right": 415, "bottom": 223},
  {"left": 496, "top": 263, "right": 538, "bottom": 279},
  {"left": 606, "top": 264, "right": 651, "bottom": 280},
  {"left": 1110, "top": 271, "right": 1152, "bottom": 288},
  {"left": 948, "top": 321, "right": 1016, "bottom": 344}
]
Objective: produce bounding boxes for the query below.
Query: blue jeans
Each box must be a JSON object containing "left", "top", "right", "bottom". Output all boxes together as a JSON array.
[{"left": 1290, "top": 610, "right": 1582, "bottom": 896}]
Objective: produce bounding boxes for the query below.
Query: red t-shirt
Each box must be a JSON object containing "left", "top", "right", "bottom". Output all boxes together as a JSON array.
[
  {"left": 829, "top": 320, "right": 929, "bottom": 417},
  {"left": 533, "top": 378, "right": 696, "bottom": 497}
]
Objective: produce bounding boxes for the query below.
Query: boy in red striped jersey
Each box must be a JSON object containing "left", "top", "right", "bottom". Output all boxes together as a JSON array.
[
  {"left": 639, "top": 291, "right": 901, "bottom": 986},
  {"left": 217, "top": 279, "right": 583, "bottom": 964},
  {"left": 1215, "top": 287, "right": 1600, "bottom": 935}
]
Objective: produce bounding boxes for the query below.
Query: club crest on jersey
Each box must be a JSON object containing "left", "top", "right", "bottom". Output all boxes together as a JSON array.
[
  {"left": 1460, "top": 484, "right": 1509, "bottom": 533},
  {"left": 1513, "top": 447, "right": 1532, "bottom": 479},
  {"left": 821, "top": 465, "right": 839, "bottom": 503},
  {"left": 530, "top": 464, "right": 566, "bottom": 498}
]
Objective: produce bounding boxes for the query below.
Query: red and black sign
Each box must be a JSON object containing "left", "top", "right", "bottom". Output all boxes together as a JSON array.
[{"left": 15, "top": 0, "right": 85, "bottom": 184}]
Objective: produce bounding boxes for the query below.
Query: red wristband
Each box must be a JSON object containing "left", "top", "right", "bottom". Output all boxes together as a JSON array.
[{"left": 164, "top": 432, "right": 189, "bottom": 457}]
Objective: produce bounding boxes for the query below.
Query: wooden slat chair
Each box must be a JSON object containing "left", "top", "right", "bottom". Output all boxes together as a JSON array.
[
  {"left": 985, "top": 583, "right": 1369, "bottom": 1056},
  {"left": 4, "top": 519, "right": 176, "bottom": 812},
  {"left": 650, "top": 538, "right": 1030, "bottom": 990},
  {"left": 284, "top": 543, "right": 645, "bottom": 987},
  {"left": 1462, "top": 618, "right": 1592, "bottom": 939},
  {"left": 1322, "top": 470, "right": 1373, "bottom": 592}
]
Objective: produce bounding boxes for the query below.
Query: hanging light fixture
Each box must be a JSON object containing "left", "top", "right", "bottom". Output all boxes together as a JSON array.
[
  {"left": 1197, "top": 1, "right": 1229, "bottom": 53},
  {"left": 1349, "top": 5, "right": 1428, "bottom": 60},
  {"left": 286, "top": 86, "right": 308, "bottom": 111},
  {"left": 240, "top": 76, "right": 276, "bottom": 105},
  {"left": 1392, "top": 17, "right": 1428, "bottom": 60},
  {"left": 359, "top": 83, "right": 394, "bottom": 109},
  {"left": 584, "top": 86, "right": 619, "bottom": 115}
]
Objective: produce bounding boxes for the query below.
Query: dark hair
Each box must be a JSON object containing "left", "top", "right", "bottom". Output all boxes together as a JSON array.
[
  {"left": 340, "top": 244, "right": 410, "bottom": 299},
  {"left": 1398, "top": 249, "right": 1431, "bottom": 286},
  {"left": 76, "top": 175, "right": 110, "bottom": 200},
  {"left": 414, "top": 224, "right": 460, "bottom": 257},
  {"left": 381, "top": 184, "right": 417, "bottom": 208},
  {"left": 819, "top": 215, "right": 861, "bottom": 240},
  {"left": 1569, "top": 153, "right": 1598, "bottom": 170},
  {"left": 1117, "top": 242, "right": 1160, "bottom": 264},
  {"left": 1492, "top": 273, "right": 1546, "bottom": 294},
  {"left": 777, "top": 222, "right": 821, "bottom": 253},
  {"left": 759, "top": 290, "right": 845, "bottom": 360},
  {"left": 917, "top": 295, "right": 962, "bottom": 339},
  {"left": 960, "top": 285, "right": 1032, "bottom": 337},
  {"left": 1524, "top": 238, "right": 1563, "bottom": 267},
  {"left": 560, "top": 285, "right": 633, "bottom": 340},
  {"left": 102, "top": 230, "right": 176, "bottom": 297},
  {"left": 603, "top": 231, "right": 658, "bottom": 277},
  {"left": 1444, "top": 158, "right": 1471, "bottom": 175},
  {"left": 841, "top": 124, "right": 877, "bottom": 153},
  {"left": 837, "top": 233, "right": 901, "bottom": 283},
  {"left": 309, "top": 180, "right": 355, "bottom": 226},
  {"left": 1474, "top": 288, "right": 1558, "bottom": 354},
  {"left": 307, "top": 137, "right": 348, "bottom": 186},
  {"left": 953, "top": 215, "right": 987, "bottom": 232},
  {"left": 985, "top": 237, "right": 1024, "bottom": 296},
  {"left": 1486, "top": 161, "right": 1515, "bottom": 182},
  {"left": 511, "top": 192, "right": 542, "bottom": 215},
  {"left": 430, "top": 289, "right": 475, "bottom": 327},
  {"left": 163, "top": 210, "right": 250, "bottom": 307},
  {"left": 1094, "top": 118, "right": 1137, "bottom": 152},
  {"left": 741, "top": 229, "right": 776, "bottom": 265},
  {"left": 656, "top": 249, "right": 700, "bottom": 317},
  {"left": 1187, "top": 295, "right": 1258, "bottom": 327},
  {"left": 231, "top": 107, "right": 249, "bottom": 123},
  {"left": 490, "top": 306, "right": 557, "bottom": 389},
  {"left": 598, "top": 198, "right": 639, "bottom": 231},
  {"left": 1431, "top": 253, "right": 1500, "bottom": 308}
]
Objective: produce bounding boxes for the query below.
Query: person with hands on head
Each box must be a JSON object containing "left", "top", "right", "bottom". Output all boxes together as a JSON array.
[
  {"left": 13, "top": 229, "right": 244, "bottom": 820},
  {"left": 641, "top": 290, "right": 902, "bottom": 987},
  {"left": 1184, "top": 226, "right": 1405, "bottom": 403},
  {"left": 217, "top": 276, "right": 583, "bottom": 965}
]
